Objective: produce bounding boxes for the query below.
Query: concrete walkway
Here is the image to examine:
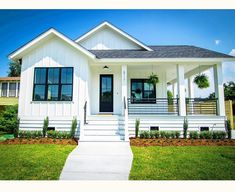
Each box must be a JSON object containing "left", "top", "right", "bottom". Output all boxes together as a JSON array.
[{"left": 60, "top": 142, "right": 133, "bottom": 180}]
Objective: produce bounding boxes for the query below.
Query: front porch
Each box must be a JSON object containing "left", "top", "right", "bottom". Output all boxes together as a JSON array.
[
  {"left": 87, "top": 61, "right": 225, "bottom": 117},
  {"left": 80, "top": 61, "right": 225, "bottom": 141}
]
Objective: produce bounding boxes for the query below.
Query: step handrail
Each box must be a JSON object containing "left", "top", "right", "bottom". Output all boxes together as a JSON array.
[{"left": 84, "top": 101, "right": 87, "bottom": 125}]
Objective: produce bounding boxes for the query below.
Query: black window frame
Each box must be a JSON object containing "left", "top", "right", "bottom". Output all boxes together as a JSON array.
[
  {"left": 33, "top": 67, "right": 73, "bottom": 101},
  {"left": 130, "top": 79, "right": 156, "bottom": 104},
  {"left": 1, "top": 82, "right": 8, "bottom": 97},
  {"left": 200, "top": 127, "right": 209, "bottom": 132},
  {"left": 9, "top": 82, "right": 17, "bottom": 97}
]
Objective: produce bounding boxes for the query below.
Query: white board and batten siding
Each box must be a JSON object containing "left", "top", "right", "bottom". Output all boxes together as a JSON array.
[
  {"left": 79, "top": 27, "right": 143, "bottom": 50},
  {"left": 128, "top": 115, "right": 226, "bottom": 137},
  {"left": 18, "top": 37, "right": 90, "bottom": 132}
]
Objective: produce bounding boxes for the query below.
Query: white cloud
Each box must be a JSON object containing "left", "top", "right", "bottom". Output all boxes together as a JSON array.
[
  {"left": 230, "top": 49, "right": 235, "bottom": 56},
  {"left": 215, "top": 39, "right": 221, "bottom": 45}
]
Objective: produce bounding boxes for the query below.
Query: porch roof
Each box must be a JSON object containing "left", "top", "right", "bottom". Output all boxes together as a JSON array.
[{"left": 89, "top": 45, "right": 234, "bottom": 59}]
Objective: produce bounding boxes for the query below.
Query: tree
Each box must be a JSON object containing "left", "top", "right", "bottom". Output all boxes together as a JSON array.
[
  {"left": 8, "top": 61, "right": 21, "bottom": 77},
  {"left": 208, "top": 81, "right": 235, "bottom": 100}
]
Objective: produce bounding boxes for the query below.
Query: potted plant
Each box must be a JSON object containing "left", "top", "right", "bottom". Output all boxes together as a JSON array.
[
  {"left": 193, "top": 73, "right": 210, "bottom": 89},
  {"left": 147, "top": 73, "right": 159, "bottom": 85}
]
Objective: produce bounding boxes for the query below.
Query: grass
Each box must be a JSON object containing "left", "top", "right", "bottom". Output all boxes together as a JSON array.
[
  {"left": 0, "top": 144, "right": 75, "bottom": 180},
  {"left": 0, "top": 97, "right": 18, "bottom": 106},
  {"left": 130, "top": 146, "right": 235, "bottom": 180}
]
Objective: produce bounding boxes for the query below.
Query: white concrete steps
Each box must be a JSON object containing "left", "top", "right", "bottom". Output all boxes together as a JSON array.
[{"left": 81, "top": 115, "right": 125, "bottom": 142}]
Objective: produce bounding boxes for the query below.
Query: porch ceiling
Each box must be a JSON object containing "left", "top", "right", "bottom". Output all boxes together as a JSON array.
[{"left": 126, "top": 63, "right": 212, "bottom": 83}]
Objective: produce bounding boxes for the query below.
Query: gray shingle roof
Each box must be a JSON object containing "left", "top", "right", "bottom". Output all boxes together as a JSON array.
[{"left": 89, "top": 45, "right": 234, "bottom": 59}]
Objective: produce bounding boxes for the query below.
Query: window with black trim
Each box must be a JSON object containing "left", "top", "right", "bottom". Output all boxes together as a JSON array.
[
  {"left": 200, "top": 127, "right": 209, "bottom": 132},
  {"left": 131, "top": 79, "right": 156, "bottom": 103},
  {"left": 33, "top": 67, "right": 73, "bottom": 101}
]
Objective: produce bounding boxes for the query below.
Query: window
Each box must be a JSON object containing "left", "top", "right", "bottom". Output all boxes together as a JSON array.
[
  {"left": 9, "top": 83, "right": 16, "bottom": 97},
  {"left": 131, "top": 79, "right": 156, "bottom": 103},
  {"left": 150, "top": 126, "right": 159, "bottom": 131},
  {"left": 33, "top": 67, "right": 73, "bottom": 101},
  {"left": 47, "top": 127, "right": 55, "bottom": 131},
  {"left": 200, "top": 127, "right": 209, "bottom": 132},
  {"left": 1, "top": 83, "right": 7, "bottom": 97}
]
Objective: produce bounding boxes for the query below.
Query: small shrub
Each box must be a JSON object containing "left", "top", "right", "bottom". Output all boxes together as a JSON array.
[
  {"left": 43, "top": 116, "right": 49, "bottom": 137},
  {"left": 143, "top": 131, "right": 150, "bottom": 139},
  {"left": 169, "top": 131, "right": 175, "bottom": 139},
  {"left": 213, "top": 131, "right": 227, "bottom": 140},
  {"left": 47, "top": 130, "right": 71, "bottom": 139},
  {"left": 226, "top": 120, "right": 231, "bottom": 139},
  {"left": 165, "top": 131, "right": 171, "bottom": 139},
  {"left": 175, "top": 131, "right": 180, "bottom": 139},
  {"left": 160, "top": 131, "right": 166, "bottom": 138},
  {"left": 0, "top": 105, "right": 18, "bottom": 134},
  {"left": 135, "top": 119, "right": 140, "bottom": 138},
  {"left": 70, "top": 117, "right": 77, "bottom": 138},
  {"left": 139, "top": 131, "right": 144, "bottom": 139},
  {"left": 149, "top": 131, "right": 155, "bottom": 139},
  {"left": 183, "top": 117, "right": 188, "bottom": 139},
  {"left": 154, "top": 131, "right": 160, "bottom": 138},
  {"left": 18, "top": 130, "right": 24, "bottom": 138},
  {"left": 62, "top": 131, "right": 71, "bottom": 139},
  {"left": 13, "top": 118, "right": 20, "bottom": 138},
  {"left": 189, "top": 131, "right": 199, "bottom": 139},
  {"left": 199, "top": 131, "right": 213, "bottom": 139},
  {"left": 18, "top": 130, "right": 43, "bottom": 138}
]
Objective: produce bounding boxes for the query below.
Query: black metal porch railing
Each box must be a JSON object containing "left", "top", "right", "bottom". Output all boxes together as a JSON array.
[
  {"left": 84, "top": 101, "right": 87, "bottom": 124},
  {"left": 127, "top": 98, "right": 179, "bottom": 115},
  {"left": 186, "top": 98, "right": 218, "bottom": 115}
]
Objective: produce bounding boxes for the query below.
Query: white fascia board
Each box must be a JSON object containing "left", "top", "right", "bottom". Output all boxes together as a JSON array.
[
  {"left": 94, "top": 57, "right": 235, "bottom": 63},
  {"left": 75, "top": 21, "right": 153, "bottom": 51},
  {"left": 9, "top": 28, "right": 96, "bottom": 60}
]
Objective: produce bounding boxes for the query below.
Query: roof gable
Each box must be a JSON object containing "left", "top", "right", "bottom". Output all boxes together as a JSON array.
[
  {"left": 9, "top": 28, "right": 96, "bottom": 60},
  {"left": 75, "top": 21, "right": 152, "bottom": 51}
]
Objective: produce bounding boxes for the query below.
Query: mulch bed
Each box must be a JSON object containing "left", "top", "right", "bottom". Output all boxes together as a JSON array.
[
  {"left": 0, "top": 138, "right": 78, "bottom": 145},
  {"left": 130, "top": 138, "right": 235, "bottom": 147}
]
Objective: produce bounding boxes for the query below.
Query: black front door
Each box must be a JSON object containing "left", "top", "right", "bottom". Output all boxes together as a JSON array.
[{"left": 100, "top": 75, "right": 113, "bottom": 112}]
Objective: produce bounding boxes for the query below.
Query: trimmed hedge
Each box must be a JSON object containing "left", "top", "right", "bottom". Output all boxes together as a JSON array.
[
  {"left": 18, "top": 130, "right": 43, "bottom": 138},
  {"left": 47, "top": 130, "right": 71, "bottom": 139},
  {"left": 140, "top": 131, "right": 181, "bottom": 139}
]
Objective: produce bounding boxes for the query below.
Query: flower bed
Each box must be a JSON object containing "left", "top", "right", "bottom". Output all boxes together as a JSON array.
[
  {"left": 130, "top": 138, "right": 235, "bottom": 147},
  {"left": 0, "top": 138, "right": 78, "bottom": 145}
]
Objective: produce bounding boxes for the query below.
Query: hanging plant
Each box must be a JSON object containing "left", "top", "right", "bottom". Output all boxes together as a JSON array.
[
  {"left": 147, "top": 73, "right": 159, "bottom": 85},
  {"left": 135, "top": 88, "right": 142, "bottom": 94},
  {"left": 194, "top": 73, "right": 210, "bottom": 89}
]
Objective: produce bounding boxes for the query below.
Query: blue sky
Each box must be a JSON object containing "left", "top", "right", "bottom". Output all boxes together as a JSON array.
[{"left": 0, "top": 10, "right": 234, "bottom": 96}]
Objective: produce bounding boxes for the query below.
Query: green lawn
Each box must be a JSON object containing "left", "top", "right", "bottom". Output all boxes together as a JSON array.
[
  {"left": 0, "top": 97, "right": 18, "bottom": 106},
  {"left": 0, "top": 144, "right": 75, "bottom": 180},
  {"left": 130, "top": 146, "right": 235, "bottom": 180}
]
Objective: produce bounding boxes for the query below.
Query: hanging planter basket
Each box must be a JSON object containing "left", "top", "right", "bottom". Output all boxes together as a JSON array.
[
  {"left": 135, "top": 88, "right": 142, "bottom": 94},
  {"left": 147, "top": 73, "right": 159, "bottom": 85},
  {"left": 194, "top": 73, "right": 210, "bottom": 89}
]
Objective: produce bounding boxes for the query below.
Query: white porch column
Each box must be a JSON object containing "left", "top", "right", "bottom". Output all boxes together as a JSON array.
[
  {"left": 15, "top": 82, "right": 18, "bottom": 97},
  {"left": 188, "top": 76, "right": 194, "bottom": 98},
  {"left": 121, "top": 65, "right": 128, "bottom": 115},
  {"left": 122, "top": 64, "right": 129, "bottom": 141},
  {"left": 177, "top": 64, "right": 186, "bottom": 116},
  {"left": 213, "top": 63, "right": 225, "bottom": 116},
  {"left": 172, "top": 83, "right": 176, "bottom": 98},
  {"left": 6, "top": 82, "right": 9, "bottom": 97}
]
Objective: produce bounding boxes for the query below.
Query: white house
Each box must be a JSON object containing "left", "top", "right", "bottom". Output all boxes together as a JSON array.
[
  {"left": 9, "top": 21, "right": 235, "bottom": 141},
  {"left": 0, "top": 77, "right": 20, "bottom": 97}
]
